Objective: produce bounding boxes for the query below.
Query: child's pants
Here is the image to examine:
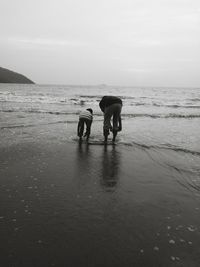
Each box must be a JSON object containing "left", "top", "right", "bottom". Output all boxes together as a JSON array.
[{"left": 78, "top": 118, "right": 91, "bottom": 138}]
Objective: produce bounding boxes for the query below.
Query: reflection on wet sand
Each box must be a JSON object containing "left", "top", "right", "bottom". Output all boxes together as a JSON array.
[
  {"left": 76, "top": 141, "right": 94, "bottom": 167},
  {"left": 77, "top": 140, "right": 90, "bottom": 159},
  {"left": 75, "top": 142, "right": 121, "bottom": 191},
  {"left": 100, "top": 145, "right": 121, "bottom": 190}
]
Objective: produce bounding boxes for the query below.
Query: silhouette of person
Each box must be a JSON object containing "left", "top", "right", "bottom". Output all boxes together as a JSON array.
[{"left": 99, "top": 96, "right": 122, "bottom": 143}]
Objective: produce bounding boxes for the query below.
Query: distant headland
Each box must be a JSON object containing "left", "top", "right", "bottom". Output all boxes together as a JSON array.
[{"left": 0, "top": 67, "right": 34, "bottom": 84}]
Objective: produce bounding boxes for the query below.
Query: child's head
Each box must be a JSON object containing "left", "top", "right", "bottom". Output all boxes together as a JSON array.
[{"left": 87, "top": 108, "right": 93, "bottom": 114}]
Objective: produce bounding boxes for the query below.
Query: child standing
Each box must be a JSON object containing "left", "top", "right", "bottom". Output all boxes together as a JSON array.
[{"left": 77, "top": 108, "right": 93, "bottom": 141}]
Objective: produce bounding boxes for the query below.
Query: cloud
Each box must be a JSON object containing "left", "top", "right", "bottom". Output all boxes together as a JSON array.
[
  {"left": 124, "top": 68, "right": 154, "bottom": 73},
  {"left": 4, "top": 37, "right": 89, "bottom": 47}
]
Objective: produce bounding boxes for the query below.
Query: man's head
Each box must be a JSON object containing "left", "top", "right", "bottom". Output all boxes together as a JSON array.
[{"left": 87, "top": 108, "right": 93, "bottom": 114}]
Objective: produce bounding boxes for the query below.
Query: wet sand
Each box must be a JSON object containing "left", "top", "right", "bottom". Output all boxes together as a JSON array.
[{"left": 1, "top": 121, "right": 200, "bottom": 267}]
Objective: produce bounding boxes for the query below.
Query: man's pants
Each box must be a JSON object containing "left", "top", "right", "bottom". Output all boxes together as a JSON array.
[{"left": 103, "top": 103, "right": 122, "bottom": 136}]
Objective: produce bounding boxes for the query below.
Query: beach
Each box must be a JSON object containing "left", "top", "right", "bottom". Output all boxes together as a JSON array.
[{"left": 1, "top": 84, "right": 200, "bottom": 266}]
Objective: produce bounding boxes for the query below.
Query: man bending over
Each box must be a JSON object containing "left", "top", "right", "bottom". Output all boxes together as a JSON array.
[{"left": 99, "top": 96, "right": 122, "bottom": 143}]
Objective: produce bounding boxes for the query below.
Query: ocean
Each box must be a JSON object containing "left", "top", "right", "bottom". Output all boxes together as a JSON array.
[{"left": 1, "top": 83, "right": 200, "bottom": 151}]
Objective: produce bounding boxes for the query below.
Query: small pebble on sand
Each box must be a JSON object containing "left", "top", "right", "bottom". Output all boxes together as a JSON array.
[{"left": 187, "top": 226, "right": 196, "bottom": 232}]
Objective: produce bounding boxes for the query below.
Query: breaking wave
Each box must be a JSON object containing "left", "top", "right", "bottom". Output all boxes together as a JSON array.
[
  {"left": 0, "top": 109, "right": 200, "bottom": 119},
  {"left": 1, "top": 120, "right": 77, "bottom": 130}
]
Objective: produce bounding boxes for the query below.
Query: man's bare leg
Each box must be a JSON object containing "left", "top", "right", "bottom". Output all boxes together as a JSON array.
[
  {"left": 104, "top": 129, "right": 109, "bottom": 143},
  {"left": 112, "top": 130, "right": 117, "bottom": 142}
]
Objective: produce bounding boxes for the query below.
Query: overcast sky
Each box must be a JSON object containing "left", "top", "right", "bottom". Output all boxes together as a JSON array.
[{"left": 1, "top": 0, "right": 200, "bottom": 86}]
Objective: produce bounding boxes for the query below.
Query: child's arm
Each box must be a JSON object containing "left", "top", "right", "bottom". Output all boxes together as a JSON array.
[{"left": 84, "top": 120, "right": 92, "bottom": 138}]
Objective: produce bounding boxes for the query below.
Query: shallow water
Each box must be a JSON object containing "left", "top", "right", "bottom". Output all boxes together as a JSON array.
[{"left": 1, "top": 83, "right": 200, "bottom": 143}]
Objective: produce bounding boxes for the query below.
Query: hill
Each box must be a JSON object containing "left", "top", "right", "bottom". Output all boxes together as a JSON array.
[{"left": 0, "top": 67, "right": 34, "bottom": 84}]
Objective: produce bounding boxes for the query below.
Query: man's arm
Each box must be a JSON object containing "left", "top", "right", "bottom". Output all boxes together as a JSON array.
[
  {"left": 118, "top": 116, "right": 122, "bottom": 131},
  {"left": 77, "top": 121, "right": 81, "bottom": 136}
]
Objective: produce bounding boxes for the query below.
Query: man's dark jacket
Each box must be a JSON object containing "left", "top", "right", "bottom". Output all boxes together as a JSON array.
[{"left": 99, "top": 96, "right": 122, "bottom": 112}]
